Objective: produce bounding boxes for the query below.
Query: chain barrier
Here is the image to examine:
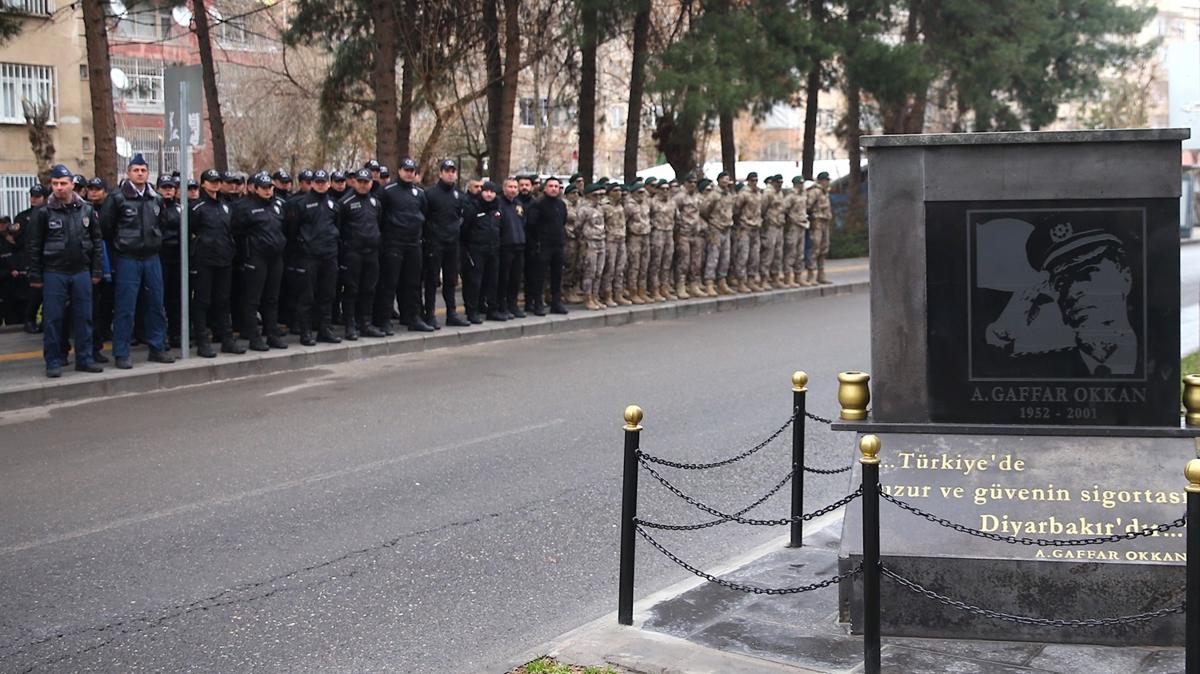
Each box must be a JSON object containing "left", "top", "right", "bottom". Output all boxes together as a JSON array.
[
  {"left": 635, "top": 525, "right": 863, "bottom": 595},
  {"left": 633, "top": 467, "right": 794, "bottom": 531},
  {"left": 639, "top": 457, "right": 862, "bottom": 526},
  {"left": 879, "top": 489, "right": 1187, "bottom": 547},
  {"left": 804, "top": 463, "right": 853, "bottom": 475},
  {"left": 637, "top": 412, "right": 794, "bottom": 471},
  {"left": 805, "top": 411, "right": 835, "bottom": 425},
  {"left": 881, "top": 565, "right": 1185, "bottom": 627}
]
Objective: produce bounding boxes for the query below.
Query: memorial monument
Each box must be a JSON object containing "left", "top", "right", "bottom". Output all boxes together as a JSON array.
[{"left": 837, "top": 128, "right": 1195, "bottom": 646}]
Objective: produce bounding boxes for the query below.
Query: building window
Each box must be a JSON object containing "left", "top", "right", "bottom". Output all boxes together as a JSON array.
[
  {"left": 111, "top": 57, "right": 179, "bottom": 113},
  {"left": 115, "top": 7, "right": 175, "bottom": 41},
  {"left": 215, "top": 14, "right": 247, "bottom": 45},
  {"left": 3, "top": 0, "right": 52, "bottom": 16},
  {"left": 119, "top": 127, "right": 178, "bottom": 178},
  {"left": 0, "top": 63, "right": 56, "bottom": 124},
  {"left": 762, "top": 141, "right": 792, "bottom": 161},
  {"left": 608, "top": 105, "right": 625, "bottom": 129},
  {"left": 0, "top": 174, "right": 39, "bottom": 218},
  {"left": 519, "top": 98, "right": 535, "bottom": 127}
]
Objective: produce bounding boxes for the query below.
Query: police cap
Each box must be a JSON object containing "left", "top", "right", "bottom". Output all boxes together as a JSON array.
[
  {"left": 313, "top": 169, "right": 329, "bottom": 182},
  {"left": 272, "top": 169, "right": 292, "bottom": 183},
  {"left": 298, "top": 169, "right": 314, "bottom": 182},
  {"left": 250, "top": 171, "right": 273, "bottom": 188},
  {"left": 201, "top": 168, "right": 223, "bottom": 183},
  {"left": 355, "top": 168, "right": 372, "bottom": 181}
]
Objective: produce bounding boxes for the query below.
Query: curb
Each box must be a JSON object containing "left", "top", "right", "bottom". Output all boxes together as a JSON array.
[{"left": 0, "top": 280, "right": 868, "bottom": 411}]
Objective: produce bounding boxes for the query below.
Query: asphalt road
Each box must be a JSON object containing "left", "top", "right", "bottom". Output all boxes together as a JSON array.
[{"left": 0, "top": 292, "right": 870, "bottom": 673}]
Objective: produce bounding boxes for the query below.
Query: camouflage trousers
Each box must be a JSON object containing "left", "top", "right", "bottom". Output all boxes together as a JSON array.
[
  {"left": 784, "top": 225, "right": 807, "bottom": 275},
  {"left": 808, "top": 219, "right": 831, "bottom": 270},
  {"left": 581, "top": 239, "right": 606, "bottom": 295},
  {"left": 674, "top": 233, "right": 703, "bottom": 285},
  {"left": 626, "top": 233, "right": 650, "bottom": 291},
  {"left": 648, "top": 230, "right": 674, "bottom": 292},
  {"left": 602, "top": 239, "right": 627, "bottom": 296},
  {"left": 703, "top": 229, "right": 731, "bottom": 282},
  {"left": 733, "top": 227, "right": 761, "bottom": 280},
  {"left": 564, "top": 236, "right": 580, "bottom": 290},
  {"left": 760, "top": 225, "right": 784, "bottom": 277}
]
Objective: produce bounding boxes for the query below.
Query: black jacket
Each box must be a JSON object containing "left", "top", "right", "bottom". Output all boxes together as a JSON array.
[
  {"left": 498, "top": 196, "right": 526, "bottom": 247},
  {"left": 189, "top": 190, "right": 236, "bottom": 267},
  {"left": 0, "top": 232, "right": 27, "bottom": 276},
  {"left": 379, "top": 179, "right": 427, "bottom": 248},
  {"left": 423, "top": 180, "right": 463, "bottom": 245},
  {"left": 461, "top": 194, "right": 502, "bottom": 250},
  {"left": 26, "top": 193, "right": 102, "bottom": 282},
  {"left": 337, "top": 190, "right": 382, "bottom": 253},
  {"left": 285, "top": 190, "right": 340, "bottom": 259},
  {"left": 160, "top": 197, "right": 182, "bottom": 252},
  {"left": 525, "top": 194, "right": 567, "bottom": 248},
  {"left": 102, "top": 181, "right": 163, "bottom": 258},
  {"left": 232, "top": 193, "right": 287, "bottom": 258}
]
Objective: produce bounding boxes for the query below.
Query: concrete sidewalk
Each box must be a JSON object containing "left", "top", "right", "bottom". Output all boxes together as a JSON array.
[
  {"left": 0, "top": 258, "right": 868, "bottom": 410},
  {"left": 513, "top": 514, "right": 1185, "bottom": 674}
]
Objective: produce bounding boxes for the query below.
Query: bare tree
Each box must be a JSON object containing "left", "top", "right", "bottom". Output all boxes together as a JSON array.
[
  {"left": 83, "top": 0, "right": 117, "bottom": 184},
  {"left": 191, "top": 0, "right": 229, "bottom": 171},
  {"left": 22, "top": 99, "right": 54, "bottom": 185}
]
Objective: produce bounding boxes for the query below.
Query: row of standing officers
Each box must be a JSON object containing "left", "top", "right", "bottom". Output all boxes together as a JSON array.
[{"left": 15, "top": 153, "right": 834, "bottom": 377}]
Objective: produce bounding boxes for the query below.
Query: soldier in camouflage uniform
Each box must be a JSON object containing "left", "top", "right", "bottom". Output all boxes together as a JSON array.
[
  {"left": 624, "top": 181, "right": 651, "bottom": 304},
  {"left": 733, "top": 172, "right": 765, "bottom": 292},
  {"left": 699, "top": 177, "right": 732, "bottom": 296},
  {"left": 600, "top": 184, "right": 630, "bottom": 307},
  {"left": 806, "top": 171, "right": 834, "bottom": 285},
  {"left": 672, "top": 175, "right": 707, "bottom": 299},
  {"left": 759, "top": 175, "right": 787, "bottom": 290},
  {"left": 577, "top": 183, "right": 608, "bottom": 310},
  {"left": 562, "top": 185, "right": 583, "bottom": 303},
  {"left": 782, "top": 176, "right": 809, "bottom": 287},
  {"left": 647, "top": 180, "right": 677, "bottom": 301}
]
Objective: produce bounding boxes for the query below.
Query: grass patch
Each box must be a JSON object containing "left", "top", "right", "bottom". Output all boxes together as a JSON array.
[{"left": 511, "top": 656, "right": 620, "bottom": 674}]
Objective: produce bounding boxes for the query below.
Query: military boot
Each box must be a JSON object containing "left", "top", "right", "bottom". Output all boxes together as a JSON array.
[
  {"left": 717, "top": 279, "right": 735, "bottom": 295},
  {"left": 676, "top": 281, "right": 690, "bottom": 300},
  {"left": 817, "top": 267, "right": 832, "bottom": 285},
  {"left": 704, "top": 280, "right": 718, "bottom": 296},
  {"left": 776, "top": 273, "right": 788, "bottom": 288},
  {"left": 615, "top": 291, "right": 632, "bottom": 306},
  {"left": 651, "top": 286, "right": 666, "bottom": 302},
  {"left": 805, "top": 268, "right": 816, "bottom": 285},
  {"left": 631, "top": 289, "right": 646, "bottom": 305},
  {"left": 586, "top": 293, "right": 602, "bottom": 311},
  {"left": 760, "top": 276, "right": 775, "bottom": 291},
  {"left": 736, "top": 278, "right": 751, "bottom": 293},
  {"left": 689, "top": 281, "right": 705, "bottom": 298}
]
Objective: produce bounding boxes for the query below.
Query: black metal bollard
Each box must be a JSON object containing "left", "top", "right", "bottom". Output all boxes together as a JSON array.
[
  {"left": 1187, "top": 459, "right": 1200, "bottom": 674},
  {"left": 618, "top": 405, "right": 644, "bottom": 626},
  {"left": 860, "top": 434, "right": 882, "bottom": 674},
  {"left": 789, "top": 371, "right": 808, "bottom": 548}
]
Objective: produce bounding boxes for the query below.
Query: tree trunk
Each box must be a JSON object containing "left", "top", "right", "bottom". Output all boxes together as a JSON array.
[
  {"left": 370, "top": 1, "right": 399, "bottom": 170},
  {"left": 191, "top": 0, "right": 227, "bottom": 172},
  {"left": 623, "top": 0, "right": 650, "bottom": 181},
  {"left": 492, "top": 0, "right": 520, "bottom": 178},
  {"left": 483, "top": 0, "right": 502, "bottom": 175},
  {"left": 397, "top": 0, "right": 416, "bottom": 159},
  {"left": 578, "top": 1, "right": 598, "bottom": 183},
  {"left": 719, "top": 109, "right": 735, "bottom": 177},
  {"left": 22, "top": 100, "right": 54, "bottom": 185},
  {"left": 846, "top": 82, "right": 862, "bottom": 196},
  {"left": 82, "top": 0, "right": 116, "bottom": 184},
  {"left": 801, "top": 63, "right": 820, "bottom": 180}
]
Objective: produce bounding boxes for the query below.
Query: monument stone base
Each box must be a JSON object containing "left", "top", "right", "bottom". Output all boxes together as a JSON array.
[{"left": 837, "top": 432, "right": 1191, "bottom": 647}]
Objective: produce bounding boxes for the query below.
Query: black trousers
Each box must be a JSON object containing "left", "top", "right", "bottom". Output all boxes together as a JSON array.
[
  {"left": 498, "top": 246, "right": 524, "bottom": 314},
  {"left": 340, "top": 248, "right": 379, "bottom": 328},
  {"left": 26, "top": 284, "right": 42, "bottom": 325},
  {"left": 1, "top": 276, "right": 29, "bottom": 325},
  {"left": 292, "top": 255, "right": 338, "bottom": 333},
  {"left": 191, "top": 263, "right": 233, "bottom": 344},
  {"left": 375, "top": 245, "right": 422, "bottom": 327},
  {"left": 422, "top": 240, "right": 459, "bottom": 317},
  {"left": 242, "top": 252, "right": 284, "bottom": 340},
  {"left": 162, "top": 253, "right": 181, "bottom": 342},
  {"left": 525, "top": 244, "right": 564, "bottom": 307},
  {"left": 461, "top": 244, "right": 499, "bottom": 316},
  {"left": 90, "top": 279, "right": 113, "bottom": 351}
]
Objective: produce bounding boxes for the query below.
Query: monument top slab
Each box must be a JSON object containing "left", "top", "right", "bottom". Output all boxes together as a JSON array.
[{"left": 861, "top": 128, "right": 1190, "bottom": 148}]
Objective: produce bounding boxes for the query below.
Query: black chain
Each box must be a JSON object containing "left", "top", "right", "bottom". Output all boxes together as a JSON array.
[
  {"left": 638, "top": 413, "right": 794, "bottom": 470},
  {"left": 634, "top": 467, "right": 795, "bottom": 531},
  {"left": 881, "top": 565, "right": 1185, "bottom": 627},
  {"left": 804, "top": 463, "right": 853, "bottom": 475},
  {"left": 805, "top": 411, "right": 835, "bottom": 425},
  {"left": 879, "top": 490, "right": 1187, "bottom": 547},
  {"left": 639, "top": 457, "right": 862, "bottom": 526},
  {"left": 635, "top": 525, "right": 863, "bottom": 594}
]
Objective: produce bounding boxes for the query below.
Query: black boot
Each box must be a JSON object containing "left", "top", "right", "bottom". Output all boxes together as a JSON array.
[
  {"left": 486, "top": 310, "right": 508, "bottom": 322},
  {"left": 424, "top": 312, "right": 441, "bottom": 330},
  {"left": 466, "top": 312, "right": 483, "bottom": 325},
  {"left": 316, "top": 328, "right": 342, "bottom": 344},
  {"left": 445, "top": 312, "right": 470, "bottom": 327},
  {"left": 550, "top": 301, "right": 569, "bottom": 315},
  {"left": 344, "top": 324, "right": 358, "bottom": 341},
  {"left": 408, "top": 318, "right": 435, "bottom": 332},
  {"left": 221, "top": 337, "right": 247, "bottom": 354},
  {"left": 92, "top": 350, "right": 110, "bottom": 363},
  {"left": 300, "top": 331, "right": 317, "bottom": 346},
  {"left": 248, "top": 337, "right": 270, "bottom": 351},
  {"left": 360, "top": 323, "right": 386, "bottom": 338},
  {"left": 197, "top": 339, "right": 217, "bottom": 358},
  {"left": 148, "top": 349, "right": 176, "bottom": 364},
  {"left": 267, "top": 334, "right": 289, "bottom": 349}
]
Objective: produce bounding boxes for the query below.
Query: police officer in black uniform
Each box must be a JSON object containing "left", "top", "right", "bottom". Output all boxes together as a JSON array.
[
  {"left": 460, "top": 180, "right": 503, "bottom": 324},
  {"left": 422, "top": 159, "right": 468, "bottom": 328},
  {"left": 375, "top": 157, "right": 433, "bottom": 333},
  {"left": 337, "top": 169, "right": 384, "bottom": 340},
  {"left": 284, "top": 169, "right": 342, "bottom": 346},
  {"left": 157, "top": 174, "right": 183, "bottom": 348},
  {"left": 233, "top": 171, "right": 289, "bottom": 351},
  {"left": 524, "top": 176, "right": 569, "bottom": 315},
  {"left": 329, "top": 170, "right": 348, "bottom": 200},
  {"left": 271, "top": 169, "right": 293, "bottom": 202},
  {"left": 190, "top": 169, "right": 245, "bottom": 357},
  {"left": 15, "top": 184, "right": 46, "bottom": 333}
]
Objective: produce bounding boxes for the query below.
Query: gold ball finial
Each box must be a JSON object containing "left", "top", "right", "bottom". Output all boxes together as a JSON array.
[
  {"left": 1186, "top": 459, "right": 1200, "bottom": 493},
  {"left": 838, "top": 371, "right": 871, "bottom": 421},
  {"left": 1183, "top": 374, "right": 1200, "bottom": 427},
  {"left": 792, "top": 371, "right": 808, "bottom": 392},
  {"left": 859, "top": 434, "right": 881, "bottom": 465},
  {"left": 624, "top": 405, "right": 644, "bottom": 430}
]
